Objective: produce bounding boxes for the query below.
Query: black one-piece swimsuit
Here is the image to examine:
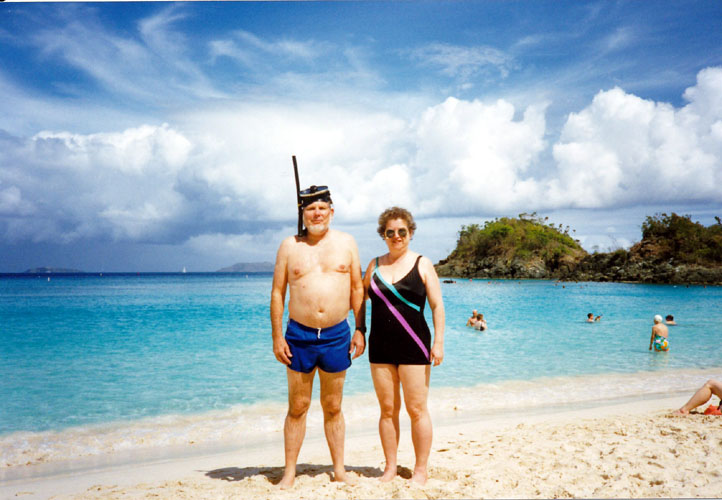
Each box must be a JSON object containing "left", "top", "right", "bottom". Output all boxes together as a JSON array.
[{"left": 368, "top": 256, "right": 431, "bottom": 365}]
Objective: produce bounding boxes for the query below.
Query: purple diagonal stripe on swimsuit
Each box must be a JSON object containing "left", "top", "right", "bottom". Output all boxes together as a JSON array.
[{"left": 370, "top": 276, "right": 430, "bottom": 360}]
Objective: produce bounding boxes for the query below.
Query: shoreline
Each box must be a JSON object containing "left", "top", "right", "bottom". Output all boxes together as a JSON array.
[
  {"left": 3, "top": 368, "right": 722, "bottom": 473},
  {"left": 3, "top": 392, "right": 722, "bottom": 499}
]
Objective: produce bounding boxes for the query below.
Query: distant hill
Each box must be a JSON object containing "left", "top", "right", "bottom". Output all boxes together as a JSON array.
[
  {"left": 436, "top": 213, "right": 586, "bottom": 279},
  {"left": 24, "top": 267, "right": 84, "bottom": 274},
  {"left": 216, "top": 262, "right": 274, "bottom": 273},
  {"left": 573, "top": 213, "right": 722, "bottom": 284},
  {"left": 436, "top": 212, "right": 722, "bottom": 284}
]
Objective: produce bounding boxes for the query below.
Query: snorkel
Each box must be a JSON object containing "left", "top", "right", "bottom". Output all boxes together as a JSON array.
[
  {"left": 292, "top": 156, "right": 334, "bottom": 238},
  {"left": 292, "top": 155, "right": 304, "bottom": 237}
]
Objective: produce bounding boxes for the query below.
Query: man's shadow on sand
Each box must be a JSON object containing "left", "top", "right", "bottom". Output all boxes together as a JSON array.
[{"left": 205, "top": 463, "right": 413, "bottom": 485}]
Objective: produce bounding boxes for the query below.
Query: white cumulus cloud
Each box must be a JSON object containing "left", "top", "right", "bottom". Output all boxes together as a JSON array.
[
  {"left": 551, "top": 67, "right": 722, "bottom": 207},
  {"left": 2, "top": 66, "right": 721, "bottom": 252}
]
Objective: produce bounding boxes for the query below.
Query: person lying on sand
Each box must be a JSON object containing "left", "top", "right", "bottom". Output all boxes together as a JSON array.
[{"left": 676, "top": 379, "right": 722, "bottom": 414}]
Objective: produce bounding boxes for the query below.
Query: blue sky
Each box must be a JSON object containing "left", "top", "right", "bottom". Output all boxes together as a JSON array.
[{"left": 1, "top": 1, "right": 721, "bottom": 272}]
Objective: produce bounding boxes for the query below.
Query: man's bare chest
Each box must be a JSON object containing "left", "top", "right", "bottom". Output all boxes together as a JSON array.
[{"left": 288, "top": 246, "right": 351, "bottom": 280}]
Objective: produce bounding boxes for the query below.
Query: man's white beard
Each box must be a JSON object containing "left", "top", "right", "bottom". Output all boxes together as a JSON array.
[{"left": 306, "top": 223, "right": 329, "bottom": 236}]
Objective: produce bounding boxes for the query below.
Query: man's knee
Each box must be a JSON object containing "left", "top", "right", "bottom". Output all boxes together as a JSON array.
[
  {"left": 320, "top": 395, "right": 343, "bottom": 417},
  {"left": 288, "top": 396, "right": 312, "bottom": 418}
]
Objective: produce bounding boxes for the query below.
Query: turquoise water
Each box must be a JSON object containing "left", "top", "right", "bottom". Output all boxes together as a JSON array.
[{"left": 1, "top": 273, "right": 721, "bottom": 465}]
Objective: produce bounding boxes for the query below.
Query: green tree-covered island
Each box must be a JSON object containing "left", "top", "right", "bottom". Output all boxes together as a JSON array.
[{"left": 435, "top": 212, "right": 722, "bottom": 284}]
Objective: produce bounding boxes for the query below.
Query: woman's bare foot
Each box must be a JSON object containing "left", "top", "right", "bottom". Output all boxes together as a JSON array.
[
  {"left": 410, "top": 469, "right": 427, "bottom": 485},
  {"left": 379, "top": 465, "right": 397, "bottom": 482},
  {"left": 675, "top": 408, "right": 690, "bottom": 414},
  {"left": 277, "top": 472, "right": 295, "bottom": 489}
]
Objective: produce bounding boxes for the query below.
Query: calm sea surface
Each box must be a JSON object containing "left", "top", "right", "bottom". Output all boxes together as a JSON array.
[{"left": 1, "top": 273, "right": 721, "bottom": 466}]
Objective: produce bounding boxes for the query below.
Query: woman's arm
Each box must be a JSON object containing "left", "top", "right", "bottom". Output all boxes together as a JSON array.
[{"left": 420, "top": 256, "right": 445, "bottom": 365}]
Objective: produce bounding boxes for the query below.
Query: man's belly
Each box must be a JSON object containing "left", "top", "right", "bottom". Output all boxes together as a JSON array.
[{"left": 288, "top": 275, "right": 351, "bottom": 328}]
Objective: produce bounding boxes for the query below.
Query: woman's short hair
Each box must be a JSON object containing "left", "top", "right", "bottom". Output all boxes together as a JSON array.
[{"left": 377, "top": 206, "right": 417, "bottom": 239}]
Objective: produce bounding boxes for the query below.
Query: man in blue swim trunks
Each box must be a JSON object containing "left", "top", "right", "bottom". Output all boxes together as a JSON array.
[{"left": 270, "top": 185, "right": 366, "bottom": 488}]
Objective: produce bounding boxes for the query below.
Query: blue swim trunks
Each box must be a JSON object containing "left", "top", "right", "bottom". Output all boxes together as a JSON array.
[{"left": 285, "top": 319, "right": 352, "bottom": 374}]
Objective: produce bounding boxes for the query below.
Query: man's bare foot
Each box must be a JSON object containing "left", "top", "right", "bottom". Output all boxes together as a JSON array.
[
  {"left": 379, "top": 465, "right": 397, "bottom": 482},
  {"left": 278, "top": 472, "right": 295, "bottom": 489},
  {"left": 410, "top": 469, "right": 427, "bottom": 486}
]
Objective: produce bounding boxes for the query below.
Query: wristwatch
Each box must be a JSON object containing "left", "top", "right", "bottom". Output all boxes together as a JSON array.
[{"left": 356, "top": 325, "right": 367, "bottom": 334}]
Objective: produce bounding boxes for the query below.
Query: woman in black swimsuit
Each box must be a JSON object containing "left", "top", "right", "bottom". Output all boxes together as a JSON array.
[{"left": 362, "top": 207, "right": 445, "bottom": 485}]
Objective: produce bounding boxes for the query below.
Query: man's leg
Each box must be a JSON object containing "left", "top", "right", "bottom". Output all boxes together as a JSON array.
[
  {"left": 370, "top": 363, "right": 401, "bottom": 481},
  {"left": 318, "top": 368, "right": 350, "bottom": 483},
  {"left": 279, "top": 367, "right": 316, "bottom": 488}
]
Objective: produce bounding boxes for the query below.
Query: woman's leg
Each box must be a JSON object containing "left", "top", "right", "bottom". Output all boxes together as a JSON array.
[
  {"left": 678, "top": 379, "right": 722, "bottom": 414},
  {"left": 399, "top": 364, "right": 432, "bottom": 485},
  {"left": 370, "top": 363, "right": 401, "bottom": 481}
]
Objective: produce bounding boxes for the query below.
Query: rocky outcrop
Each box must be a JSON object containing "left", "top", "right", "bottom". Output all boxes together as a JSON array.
[
  {"left": 436, "top": 238, "right": 722, "bottom": 285},
  {"left": 436, "top": 213, "right": 722, "bottom": 284},
  {"left": 436, "top": 255, "right": 722, "bottom": 284},
  {"left": 570, "top": 254, "right": 722, "bottom": 284},
  {"left": 436, "top": 256, "right": 551, "bottom": 279}
]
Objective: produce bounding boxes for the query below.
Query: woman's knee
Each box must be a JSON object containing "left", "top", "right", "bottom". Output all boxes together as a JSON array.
[
  {"left": 378, "top": 399, "right": 401, "bottom": 419},
  {"left": 405, "top": 400, "right": 429, "bottom": 421}
]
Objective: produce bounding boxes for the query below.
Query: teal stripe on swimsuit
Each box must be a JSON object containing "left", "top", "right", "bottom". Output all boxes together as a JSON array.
[{"left": 373, "top": 258, "right": 421, "bottom": 312}]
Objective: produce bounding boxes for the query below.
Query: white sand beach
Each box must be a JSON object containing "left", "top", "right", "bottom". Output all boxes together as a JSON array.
[{"left": 2, "top": 394, "right": 722, "bottom": 499}]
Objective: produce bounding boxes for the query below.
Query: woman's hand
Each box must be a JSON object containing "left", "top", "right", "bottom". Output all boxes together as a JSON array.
[{"left": 430, "top": 343, "right": 444, "bottom": 366}]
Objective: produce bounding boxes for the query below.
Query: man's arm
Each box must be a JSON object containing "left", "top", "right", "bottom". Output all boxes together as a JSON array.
[
  {"left": 649, "top": 327, "right": 655, "bottom": 350},
  {"left": 271, "top": 239, "right": 292, "bottom": 365},
  {"left": 348, "top": 237, "right": 366, "bottom": 359}
]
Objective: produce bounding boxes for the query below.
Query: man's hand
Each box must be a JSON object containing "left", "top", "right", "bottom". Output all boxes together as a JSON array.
[
  {"left": 273, "top": 336, "right": 293, "bottom": 365},
  {"left": 349, "top": 330, "right": 366, "bottom": 359}
]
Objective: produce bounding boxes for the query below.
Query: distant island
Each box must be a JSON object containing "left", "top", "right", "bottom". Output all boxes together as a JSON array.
[
  {"left": 216, "top": 262, "right": 275, "bottom": 273},
  {"left": 23, "top": 267, "right": 85, "bottom": 274},
  {"left": 435, "top": 212, "right": 722, "bottom": 285}
]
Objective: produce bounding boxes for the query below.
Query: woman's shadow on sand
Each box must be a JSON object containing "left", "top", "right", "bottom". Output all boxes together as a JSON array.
[{"left": 205, "top": 463, "right": 413, "bottom": 485}]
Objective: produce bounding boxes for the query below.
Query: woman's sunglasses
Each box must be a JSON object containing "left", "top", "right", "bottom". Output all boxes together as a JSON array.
[{"left": 385, "top": 228, "right": 408, "bottom": 239}]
